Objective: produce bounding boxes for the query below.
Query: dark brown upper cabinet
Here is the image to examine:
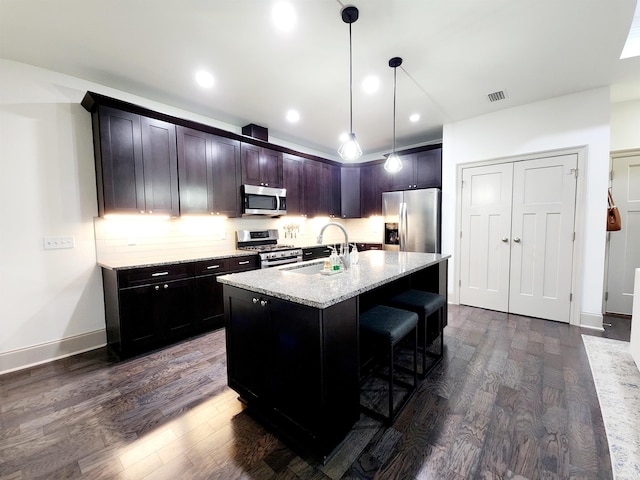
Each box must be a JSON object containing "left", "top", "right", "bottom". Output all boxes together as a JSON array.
[
  {"left": 91, "top": 105, "right": 179, "bottom": 216},
  {"left": 241, "top": 143, "right": 283, "bottom": 188},
  {"left": 361, "top": 162, "right": 392, "bottom": 217},
  {"left": 177, "top": 126, "right": 242, "bottom": 217},
  {"left": 283, "top": 154, "right": 304, "bottom": 216},
  {"left": 388, "top": 146, "right": 442, "bottom": 191},
  {"left": 340, "top": 167, "right": 361, "bottom": 218}
]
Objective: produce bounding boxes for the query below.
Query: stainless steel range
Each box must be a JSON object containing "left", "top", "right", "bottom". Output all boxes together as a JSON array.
[{"left": 236, "top": 229, "right": 303, "bottom": 268}]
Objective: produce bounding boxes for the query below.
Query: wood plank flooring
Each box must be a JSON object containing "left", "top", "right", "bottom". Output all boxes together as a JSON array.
[{"left": 0, "top": 306, "right": 629, "bottom": 479}]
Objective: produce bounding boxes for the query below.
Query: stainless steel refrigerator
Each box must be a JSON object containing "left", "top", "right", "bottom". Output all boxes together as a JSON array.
[{"left": 382, "top": 188, "right": 441, "bottom": 253}]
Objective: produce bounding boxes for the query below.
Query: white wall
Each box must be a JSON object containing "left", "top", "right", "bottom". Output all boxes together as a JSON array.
[
  {"left": 0, "top": 60, "right": 382, "bottom": 373},
  {"left": 611, "top": 99, "right": 640, "bottom": 151},
  {"left": 442, "top": 88, "right": 611, "bottom": 327}
]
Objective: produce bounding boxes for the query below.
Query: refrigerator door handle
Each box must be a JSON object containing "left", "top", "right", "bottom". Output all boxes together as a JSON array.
[{"left": 399, "top": 202, "right": 408, "bottom": 251}]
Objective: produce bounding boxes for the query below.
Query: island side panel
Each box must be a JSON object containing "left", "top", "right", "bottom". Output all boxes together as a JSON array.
[{"left": 321, "top": 297, "right": 360, "bottom": 449}]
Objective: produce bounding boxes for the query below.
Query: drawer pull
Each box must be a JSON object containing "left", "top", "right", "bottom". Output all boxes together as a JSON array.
[
  {"left": 151, "top": 271, "right": 169, "bottom": 277},
  {"left": 206, "top": 265, "right": 221, "bottom": 270},
  {"left": 155, "top": 285, "right": 160, "bottom": 291},
  {"left": 238, "top": 261, "right": 250, "bottom": 265}
]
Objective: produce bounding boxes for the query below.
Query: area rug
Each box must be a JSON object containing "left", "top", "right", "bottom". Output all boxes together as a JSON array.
[{"left": 582, "top": 335, "right": 640, "bottom": 479}]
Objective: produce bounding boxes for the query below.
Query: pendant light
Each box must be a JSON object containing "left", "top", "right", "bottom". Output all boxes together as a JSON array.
[
  {"left": 384, "top": 57, "right": 403, "bottom": 173},
  {"left": 338, "top": 5, "right": 362, "bottom": 161}
]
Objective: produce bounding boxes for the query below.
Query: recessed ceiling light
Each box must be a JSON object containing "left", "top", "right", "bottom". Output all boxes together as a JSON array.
[
  {"left": 362, "top": 75, "right": 380, "bottom": 94},
  {"left": 272, "top": 2, "right": 296, "bottom": 32},
  {"left": 286, "top": 109, "right": 300, "bottom": 123},
  {"left": 195, "top": 70, "right": 214, "bottom": 88},
  {"left": 409, "top": 113, "right": 420, "bottom": 122}
]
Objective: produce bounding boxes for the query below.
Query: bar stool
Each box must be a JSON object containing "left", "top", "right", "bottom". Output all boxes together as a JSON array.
[
  {"left": 388, "top": 290, "right": 445, "bottom": 378},
  {"left": 359, "top": 305, "right": 418, "bottom": 424}
]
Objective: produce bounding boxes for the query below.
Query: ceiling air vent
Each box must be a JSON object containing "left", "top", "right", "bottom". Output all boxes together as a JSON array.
[{"left": 487, "top": 90, "right": 507, "bottom": 102}]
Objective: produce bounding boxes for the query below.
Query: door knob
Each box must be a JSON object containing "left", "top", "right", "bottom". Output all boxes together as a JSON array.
[
  {"left": 513, "top": 237, "right": 521, "bottom": 243},
  {"left": 501, "top": 237, "right": 508, "bottom": 242}
]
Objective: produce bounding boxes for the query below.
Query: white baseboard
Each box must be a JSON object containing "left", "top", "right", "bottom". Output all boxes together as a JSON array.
[
  {"left": 580, "top": 312, "right": 604, "bottom": 330},
  {"left": 0, "top": 330, "right": 106, "bottom": 375}
]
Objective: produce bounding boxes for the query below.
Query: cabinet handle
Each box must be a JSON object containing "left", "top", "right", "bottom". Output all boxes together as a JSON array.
[
  {"left": 238, "top": 260, "right": 250, "bottom": 265},
  {"left": 155, "top": 285, "right": 160, "bottom": 291},
  {"left": 265, "top": 183, "right": 269, "bottom": 186},
  {"left": 206, "top": 265, "right": 221, "bottom": 269},
  {"left": 513, "top": 237, "right": 521, "bottom": 243},
  {"left": 260, "top": 300, "right": 268, "bottom": 307},
  {"left": 304, "top": 252, "right": 313, "bottom": 256},
  {"left": 501, "top": 237, "right": 508, "bottom": 242},
  {"left": 164, "top": 284, "right": 168, "bottom": 289},
  {"left": 253, "top": 297, "right": 259, "bottom": 304},
  {"left": 152, "top": 272, "right": 169, "bottom": 277}
]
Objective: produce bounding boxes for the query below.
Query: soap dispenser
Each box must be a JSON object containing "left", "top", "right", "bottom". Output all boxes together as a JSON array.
[
  {"left": 328, "top": 246, "right": 340, "bottom": 271},
  {"left": 350, "top": 243, "right": 359, "bottom": 265}
]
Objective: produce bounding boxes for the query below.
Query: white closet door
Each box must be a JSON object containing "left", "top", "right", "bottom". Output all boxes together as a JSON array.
[
  {"left": 508, "top": 155, "right": 577, "bottom": 322},
  {"left": 606, "top": 152, "right": 640, "bottom": 315},
  {"left": 459, "top": 163, "right": 513, "bottom": 312}
]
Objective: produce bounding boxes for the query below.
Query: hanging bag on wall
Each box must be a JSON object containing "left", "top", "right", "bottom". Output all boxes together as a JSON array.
[{"left": 607, "top": 190, "right": 622, "bottom": 231}]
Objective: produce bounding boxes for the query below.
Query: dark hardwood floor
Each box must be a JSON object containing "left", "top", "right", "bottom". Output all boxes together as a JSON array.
[{"left": 0, "top": 305, "right": 630, "bottom": 479}]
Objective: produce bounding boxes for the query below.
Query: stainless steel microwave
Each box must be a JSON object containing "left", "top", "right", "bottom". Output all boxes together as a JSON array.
[{"left": 242, "top": 185, "right": 287, "bottom": 216}]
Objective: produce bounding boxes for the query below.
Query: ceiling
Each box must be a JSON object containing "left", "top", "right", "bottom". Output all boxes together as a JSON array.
[{"left": 1, "top": 0, "right": 640, "bottom": 161}]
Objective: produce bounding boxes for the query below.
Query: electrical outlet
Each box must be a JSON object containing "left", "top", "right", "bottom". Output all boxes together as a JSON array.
[{"left": 43, "top": 236, "right": 75, "bottom": 250}]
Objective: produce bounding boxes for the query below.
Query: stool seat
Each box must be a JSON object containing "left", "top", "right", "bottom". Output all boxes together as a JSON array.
[
  {"left": 389, "top": 289, "right": 445, "bottom": 378},
  {"left": 360, "top": 305, "right": 418, "bottom": 344},
  {"left": 391, "top": 290, "right": 445, "bottom": 317},
  {"left": 359, "top": 305, "right": 418, "bottom": 424}
]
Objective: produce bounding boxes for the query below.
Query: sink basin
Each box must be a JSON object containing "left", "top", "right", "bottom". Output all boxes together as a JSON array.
[{"left": 283, "top": 261, "right": 326, "bottom": 275}]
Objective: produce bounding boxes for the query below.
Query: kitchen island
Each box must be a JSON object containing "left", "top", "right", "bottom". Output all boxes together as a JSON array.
[{"left": 217, "top": 250, "right": 449, "bottom": 460}]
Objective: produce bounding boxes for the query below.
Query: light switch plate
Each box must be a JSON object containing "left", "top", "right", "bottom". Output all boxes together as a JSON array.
[{"left": 43, "top": 236, "right": 75, "bottom": 250}]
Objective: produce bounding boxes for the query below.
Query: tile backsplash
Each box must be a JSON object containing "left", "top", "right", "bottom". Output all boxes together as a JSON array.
[{"left": 94, "top": 215, "right": 383, "bottom": 264}]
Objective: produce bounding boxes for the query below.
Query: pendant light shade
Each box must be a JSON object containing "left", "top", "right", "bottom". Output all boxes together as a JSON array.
[
  {"left": 338, "top": 6, "right": 362, "bottom": 161},
  {"left": 384, "top": 56, "right": 403, "bottom": 173}
]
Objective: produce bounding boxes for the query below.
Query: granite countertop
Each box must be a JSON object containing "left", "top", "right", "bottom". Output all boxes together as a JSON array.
[
  {"left": 97, "top": 249, "right": 258, "bottom": 270},
  {"left": 217, "top": 250, "right": 450, "bottom": 309}
]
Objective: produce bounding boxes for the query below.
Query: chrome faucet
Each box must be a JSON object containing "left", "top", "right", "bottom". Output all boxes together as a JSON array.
[{"left": 317, "top": 222, "right": 351, "bottom": 269}]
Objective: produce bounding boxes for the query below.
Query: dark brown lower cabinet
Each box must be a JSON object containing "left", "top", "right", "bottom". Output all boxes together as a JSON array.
[
  {"left": 102, "top": 255, "right": 258, "bottom": 359},
  {"left": 224, "top": 285, "right": 359, "bottom": 459}
]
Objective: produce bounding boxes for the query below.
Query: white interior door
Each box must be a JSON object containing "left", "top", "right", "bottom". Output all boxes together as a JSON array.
[
  {"left": 606, "top": 152, "right": 640, "bottom": 315},
  {"left": 509, "top": 155, "right": 577, "bottom": 322},
  {"left": 459, "top": 163, "right": 513, "bottom": 312},
  {"left": 459, "top": 154, "right": 577, "bottom": 323}
]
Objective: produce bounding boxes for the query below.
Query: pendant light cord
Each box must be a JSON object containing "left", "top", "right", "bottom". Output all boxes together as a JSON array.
[
  {"left": 349, "top": 21, "right": 353, "bottom": 134},
  {"left": 392, "top": 65, "right": 397, "bottom": 152}
]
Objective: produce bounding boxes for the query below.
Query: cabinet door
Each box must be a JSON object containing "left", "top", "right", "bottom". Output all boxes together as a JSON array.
[
  {"left": 119, "top": 284, "right": 162, "bottom": 354},
  {"left": 328, "top": 164, "right": 341, "bottom": 218},
  {"left": 97, "top": 106, "right": 145, "bottom": 214},
  {"left": 269, "top": 297, "right": 322, "bottom": 434},
  {"left": 341, "top": 167, "right": 361, "bottom": 218},
  {"left": 283, "top": 154, "right": 304, "bottom": 216},
  {"left": 241, "top": 144, "right": 262, "bottom": 186},
  {"left": 194, "top": 258, "right": 230, "bottom": 332},
  {"left": 361, "top": 163, "right": 389, "bottom": 217},
  {"left": 414, "top": 148, "right": 442, "bottom": 189},
  {"left": 211, "top": 136, "right": 241, "bottom": 216},
  {"left": 389, "top": 153, "right": 416, "bottom": 190},
  {"left": 140, "top": 116, "right": 179, "bottom": 216},
  {"left": 160, "top": 278, "right": 195, "bottom": 341},
  {"left": 260, "top": 148, "right": 283, "bottom": 188},
  {"left": 303, "top": 160, "right": 323, "bottom": 217},
  {"left": 177, "top": 126, "right": 212, "bottom": 214},
  {"left": 226, "top": 288, "right": 271, "bottom": 401}
]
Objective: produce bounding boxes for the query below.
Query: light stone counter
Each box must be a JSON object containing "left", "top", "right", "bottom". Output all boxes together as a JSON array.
[
  {"left": 97, "top": 249, "right": 257, "bottom": 270},
  {"left": 217, "top": 250, "right": 450, "bottom": 309}
]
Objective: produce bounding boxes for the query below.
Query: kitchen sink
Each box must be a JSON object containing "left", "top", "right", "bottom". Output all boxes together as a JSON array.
[{"left": 282, "top": 261, "right": 326, "bottom": 275}]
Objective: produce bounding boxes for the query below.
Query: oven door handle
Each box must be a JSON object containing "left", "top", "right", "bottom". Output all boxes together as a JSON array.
[{"left": 262, "top": 256, "right": 302, "bottom": 268}]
